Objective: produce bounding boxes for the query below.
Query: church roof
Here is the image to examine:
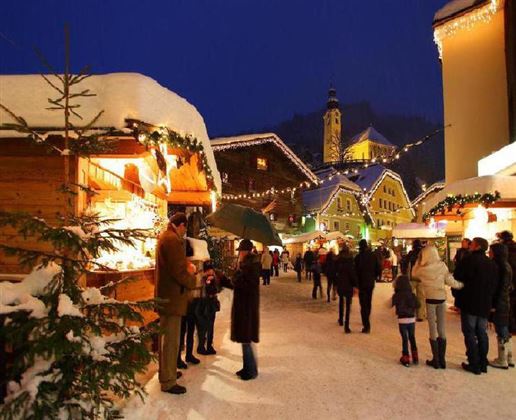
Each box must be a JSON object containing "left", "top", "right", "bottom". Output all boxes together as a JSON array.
[{"left": 349, "top": 126, "right": 394, "bottom": 147}]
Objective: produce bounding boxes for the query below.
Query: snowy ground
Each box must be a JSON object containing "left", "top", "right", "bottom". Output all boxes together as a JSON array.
[{"left": 123, "top": 271, "right": 516, "bottom": 420}]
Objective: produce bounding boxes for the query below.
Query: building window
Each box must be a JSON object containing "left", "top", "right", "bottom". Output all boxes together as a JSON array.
[
  {"left": 346, "top": 199, "right": 351, "bottom": 211},
  {"left": 383, "top": 185, "right": 387, "bottom": 193},
  {"left": 221, "top": 172, "right": 229, "bottom": 184},
  {"left": 248, "top": 179, "right": 256, "bottom": 192},
  {"left": 337, "top": 197, "right": 343, "bottom": 210},
  {"left": 256, "top": 157, "right": 268, "bottom": 171},
  {"left": 333, "top": 221, "right": 340, "bottom": 231},
  {"left": 345, "top": 222, "right": 350, "bottom": 231},
  {"left": 379, "top": 198, "right": 383, "bottom": 208},
  {"left": 269, "top": 212, "right": 276, "bottom": 221}
]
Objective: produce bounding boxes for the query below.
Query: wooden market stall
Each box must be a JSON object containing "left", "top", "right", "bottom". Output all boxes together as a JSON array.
[{"left": 0, "top": 73, "right": 221, "bottom": 325}]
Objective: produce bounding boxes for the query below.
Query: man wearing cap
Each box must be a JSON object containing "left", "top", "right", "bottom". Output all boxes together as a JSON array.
[
  {"left": 231, "top": 239, "right": 261, "bottom": 380},
  {"left": 155, "top": 212, "right": 197, "bottom": 394}
]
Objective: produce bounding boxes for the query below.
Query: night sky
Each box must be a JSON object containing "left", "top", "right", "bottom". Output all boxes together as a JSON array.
[{"left": 0, "top": 0, "right": 449, "bottom": 136}]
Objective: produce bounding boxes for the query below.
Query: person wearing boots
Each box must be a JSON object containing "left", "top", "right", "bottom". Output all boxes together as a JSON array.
[
  {"left": 335, "top": 243, "right": 358, "bottom": 333},
  {"left": 411, "top": 245, "right": 463, "bottom": 369},
  {"left": 155, "top": 212, "right": 197, "bottom": 395},
  {"left": 392, "top": 275, "right": 419, "bottom": 367},
  {"left": 355, "top": 240, "right": 381, "bottom": 333},
  {"left": 260, "top": 247, "right": 273, "bottom": 286},
  {"left": 488, "top": 243, "right": 514, "bottom": 369},
  {"left": 454, "top": 237, "right": 499, "bottom": 375},
  {"left": 407, "top": 239, "right": 426, "bottom": 321},
  {"left": 231, "top": 239, "right": 261, "bottom": 380},
  {"left": 177, "top": 240, "right": 202, "bottom": 369},
  {"left": 496, "top": 231, "right": 516, "bottom": 334}
]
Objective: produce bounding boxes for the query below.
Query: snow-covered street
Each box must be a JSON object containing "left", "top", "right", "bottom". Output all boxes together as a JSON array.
[{"left": 123, "top": 271, "right": 516, "bottom": 419}]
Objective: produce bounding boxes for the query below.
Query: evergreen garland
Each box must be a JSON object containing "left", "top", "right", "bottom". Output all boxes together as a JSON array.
[
  {"left": 136, "top": 126, "right": 216, "bottom": 191},
  {"left": 423, "top": 191, "right": 501, "bottom": 221}
]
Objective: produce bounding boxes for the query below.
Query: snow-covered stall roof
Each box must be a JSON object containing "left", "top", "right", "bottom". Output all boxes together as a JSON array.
[
  {"left": 423, "top": 175, "right": 516, "bottom": 211},
  {"left": 392, "top": 223, "right": 446, "bottom": 239},
  {"left": 282, "top": 231, "right": 326, "bottom": 245},
  {"left": 0, "top": 73, "right": 221, "bottom": 192},
  {"left": 211, "top": 133, "right": 319, "bottom": 184},
  {"left": 433, "top": 0, "right": 487, "bottom": 25},
  {"left": 348, "top": 126, "right": 394, "bottom": 147}
]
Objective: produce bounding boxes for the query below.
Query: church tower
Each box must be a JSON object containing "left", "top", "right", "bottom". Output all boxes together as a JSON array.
[{"left": 323, "top": 87, "right": 342, "bottom": 163}]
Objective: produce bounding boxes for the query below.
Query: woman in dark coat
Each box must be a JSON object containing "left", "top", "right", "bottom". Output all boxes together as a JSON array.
[
  {"left": 231, "top": 239, "right": 261, "bottom": 380},
  {"left": 489, "top": 243, "right": 514, "bottom": 369},
  {"left": 335, "top": 244, "right": 358, "bottom": 333}
]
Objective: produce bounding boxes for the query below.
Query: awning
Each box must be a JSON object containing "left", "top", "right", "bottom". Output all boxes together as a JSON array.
[
  {"left": 392, "top": 223, "right": 446, "bottom": 239},
  {"left": 423, "top": 175, "right": 516, "bottom": 212}
]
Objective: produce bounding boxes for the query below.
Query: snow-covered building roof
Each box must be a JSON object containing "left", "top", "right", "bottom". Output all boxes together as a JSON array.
[
  {"left": 348, "top": 126, "right": 394, "bottom": 147},
  {"left": 303, "top": 180, "right": 361, "bottom": 214},
  {"left": 433, "top": 0, "right": 488, "bottom": 25},
  {"left": 347, "top": 165, "right": 386, "bottom": 192},
  {"left": 211, "top": 133, "right": 319, "bottom": 184},
  {"left": 0, "top": 73, "right": 221, "bottom": 192}
]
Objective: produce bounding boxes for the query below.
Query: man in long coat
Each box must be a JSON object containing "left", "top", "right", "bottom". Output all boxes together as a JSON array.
[
  {"left": 355, "top": 239, "right": 381, "bottom": 333},
  {"left": 231, "top": 239, "right": 261, "bottom": 380},
  {"left": 155, "top": 212, "right": 197, "bottom": 394}
]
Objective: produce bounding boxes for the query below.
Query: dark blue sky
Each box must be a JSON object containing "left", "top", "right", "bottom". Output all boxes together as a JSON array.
[{"left": 0, "top": 0, "right": 448, "bottom": 136}]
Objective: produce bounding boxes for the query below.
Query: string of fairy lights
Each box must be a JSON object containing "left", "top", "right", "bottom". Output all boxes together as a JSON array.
[
  {"left": 433, "top": 0, "right": 502, "bottom": 59},
  {"left": 221, "top": 127, "right": 446, "bottom": 201}
]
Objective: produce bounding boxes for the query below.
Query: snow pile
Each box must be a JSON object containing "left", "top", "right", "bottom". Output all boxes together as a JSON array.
[
  {"left": 66, "top": 330, "right": 82, "bottom": 343},
  {"left": 62, "top": 226, "right": 92, "bottom": 241},
  {"left": 57, "top": 294, "right": 84, "bottom": 318},
  {"left": 0, "top": 73, "right": 221, "bottom": 192},
  {"left": 0, "top": 263, "right": 61, "bottom": 318},
  {"left": 6, "top": 358, "right": 59, "bottom": 404}
]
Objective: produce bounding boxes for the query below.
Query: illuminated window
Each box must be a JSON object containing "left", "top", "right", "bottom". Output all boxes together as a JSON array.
[
  {"left": 346, "top": 199, "right": 351, "bottom": 211},
  {"left": 248, "top": 179, "right": 256, "bottom": 192},
  {"left": 257, "top": 157, "right": 268, "bottom": 171},
  {"left": 221, "top": 172, "right": 229, "bottom": 184},
  {"left": 333, "top": 221, "right": 340, "bottom": 231},
  {"left": 345, "top": 222, "right": 350, "bottom": 231},
  {"left": 337, "top": 197, "right": 343, "bottom": 209},
  {"left": 379, "top": 198, "right": 383, "bottom": 208}
]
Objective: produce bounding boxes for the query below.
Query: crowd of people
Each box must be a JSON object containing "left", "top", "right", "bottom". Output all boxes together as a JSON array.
[
  {"left": 296, "top": 231, "right": 516, "bottom": 374},
  {"left": 155, "top": 211, "right": 515, "bottom": 395}
]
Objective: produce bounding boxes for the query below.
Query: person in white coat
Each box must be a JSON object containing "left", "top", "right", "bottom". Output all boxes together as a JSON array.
[{"left": 412, "top": 245, "right": 464, "bottom": 369}]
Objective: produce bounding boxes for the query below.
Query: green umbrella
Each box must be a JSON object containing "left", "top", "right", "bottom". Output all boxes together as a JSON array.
[{"left": 206, "top": 203, "right": 283, "bottom": 246}]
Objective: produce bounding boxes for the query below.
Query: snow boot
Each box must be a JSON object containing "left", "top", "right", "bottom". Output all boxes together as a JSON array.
[
  {"left": 489, "top": 337, "right": 509, "bottom": 370},
  {"left": 426, "top": 339, "right": 439, "bottom": 369},
  {"left": 400, "top": 354, "right": 410, "bottom": 367},
  {"left": 411, "top": 348, "right": 419, "bottom": 365},
  {"left": 507, "top": 337, "right": 514, "bottom": 368},
  {"left": 437, "top": 337, "right": 447, "bottom": 369}
]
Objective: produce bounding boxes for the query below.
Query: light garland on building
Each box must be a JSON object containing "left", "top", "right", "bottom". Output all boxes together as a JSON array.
[
  {"left": 422, "top": 191, "right": 501, "bottom": 221},
  {"left": 212, "top": 134, "right": 319, "bottom": 184},
  {"left": 129, "top": 120, "right": 217, "bottom": 193},
  {"left": 221, "top": 127, "right": 446, "bottom": 201},
  {"left": 411, "top": 181, "right": 446, "bottom": 207},
  {"left": 433, "top": 0, "right": 502, "bottom": 59}
]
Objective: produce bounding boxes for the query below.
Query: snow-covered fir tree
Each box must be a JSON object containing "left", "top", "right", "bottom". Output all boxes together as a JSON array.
[{"left": 0, "top": 31, "right": 156, "bottom": 419}]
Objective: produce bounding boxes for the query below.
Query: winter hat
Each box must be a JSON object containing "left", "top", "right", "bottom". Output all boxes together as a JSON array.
[
  {"left": 418, "top": 245, "right": 441, "bottom": 266},
  {"left": 394, "top": 275, "right": 412, "bottom": 293},
  {"left": 236, "top": 239, "right": 253, "bottom": 251}
]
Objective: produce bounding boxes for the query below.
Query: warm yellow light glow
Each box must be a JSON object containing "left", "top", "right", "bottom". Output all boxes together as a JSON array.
[{"left": 211, "top": 190, "right": 218, "bottom": 213}]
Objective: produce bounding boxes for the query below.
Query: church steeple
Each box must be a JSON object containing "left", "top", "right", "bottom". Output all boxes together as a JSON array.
[{"left": 323, "top": 86, "right": 342, "bottom": 163}]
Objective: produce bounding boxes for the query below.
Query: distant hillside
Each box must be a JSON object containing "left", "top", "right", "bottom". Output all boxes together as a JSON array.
[{"left": 262, "top": 102, "right": 445, "bottom": 199}]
